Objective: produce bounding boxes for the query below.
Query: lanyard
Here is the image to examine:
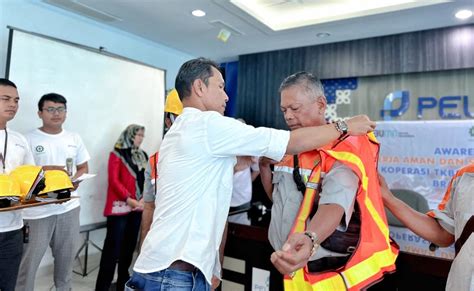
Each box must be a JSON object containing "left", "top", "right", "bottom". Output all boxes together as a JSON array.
[{"left": 0, "top": 128, "right": 8, "bottom": 173}]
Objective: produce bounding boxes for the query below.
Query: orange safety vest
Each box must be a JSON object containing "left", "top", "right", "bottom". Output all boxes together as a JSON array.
[
  {"left": 149, "top": 152, "right": 159, "bottom": 184},
  {"left": 284, "top": 133, "right": 399, "bottom": 290}
]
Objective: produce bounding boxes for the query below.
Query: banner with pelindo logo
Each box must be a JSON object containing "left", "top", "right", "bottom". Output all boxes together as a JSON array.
[
  {"left": 375, "top": 120, "right": 474, "bottom": 259},
  {"left": 321, "top": 69, "right": 474, "bottom": 122}
]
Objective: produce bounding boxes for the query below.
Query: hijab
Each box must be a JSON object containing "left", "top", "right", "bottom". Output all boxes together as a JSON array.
[{"left": 114, "top": 124, "right": 148, "bottom": 171}]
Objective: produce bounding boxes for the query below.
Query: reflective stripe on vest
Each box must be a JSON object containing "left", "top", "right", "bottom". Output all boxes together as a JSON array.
[{"left": 284, "top": 135, "right": 398, "bottom": 291}]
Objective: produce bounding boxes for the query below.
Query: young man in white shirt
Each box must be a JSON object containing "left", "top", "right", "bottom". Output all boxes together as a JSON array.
[
  {"left": 16, "top": 93, "right": 90, "bottom": 291},
  {"left": 0, "top": 78, "right": 35, "bottom": 291},
  {"left": 127, "top": 58, "right": 376, "bottom": 291}
]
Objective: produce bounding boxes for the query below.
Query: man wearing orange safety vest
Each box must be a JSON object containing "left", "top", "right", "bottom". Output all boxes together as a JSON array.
[
  {"left": 260, "top": 72, "right": 398, "bottom": 290},
  {"left": 380, "top": 163, "right": 474, "bottom": 290},
  {"left": 139, "top": 89, "right": 183, "bottom": 246}
]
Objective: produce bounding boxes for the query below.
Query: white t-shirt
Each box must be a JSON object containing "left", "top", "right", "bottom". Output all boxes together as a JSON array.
[
  {"left": 0, "top": 128, "right": 35, "bottom": 232},
  {"left": 23, "top": 129, "right": 90, "bottom": 219},
  {"left": 134, "top": 108, "right": 289, "bottom": 285},
  {"left": 230, "top": 160, "right": 259, "bottom": 207}
]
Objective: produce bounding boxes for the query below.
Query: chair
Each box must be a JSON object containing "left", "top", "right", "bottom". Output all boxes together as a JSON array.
[{"left": 385, "top": 189, "right": 430, "bottom": 227}]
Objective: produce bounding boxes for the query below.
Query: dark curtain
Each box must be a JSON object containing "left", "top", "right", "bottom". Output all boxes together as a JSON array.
[
  {"left": 222, "top": 61, "right": 239, "bottom": 117},
  {"left": 236, "top": 24, "right": 474, "bottom": 127},
  {"left": 236, "top": 48, "right": 307, "bottom": 129}
]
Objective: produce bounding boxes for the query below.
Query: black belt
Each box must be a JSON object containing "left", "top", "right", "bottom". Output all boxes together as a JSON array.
[
  {"left": 169, "top": 260, "right": 197, "bottom": 272},
  {"left": 229, "top": 202, "right": 252, "bottom": 215}
]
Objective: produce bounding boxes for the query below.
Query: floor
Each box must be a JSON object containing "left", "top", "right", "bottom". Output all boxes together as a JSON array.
[
  {"left": 35, "top": 253, "right": 105, "bottom": 291},
  {"left": 33, "top": 252, "right": 243, "bottom": 291}
]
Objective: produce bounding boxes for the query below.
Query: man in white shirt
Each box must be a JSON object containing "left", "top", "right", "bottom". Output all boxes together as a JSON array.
[
  {"left": 17, "top": 93, "right": 90, "bottom": 291},
  {"left": 127, "top": 58, "right": 375, "bottom": 291},
  {"left": 0, "top": 78, "right": 35, "bottom": 291}
]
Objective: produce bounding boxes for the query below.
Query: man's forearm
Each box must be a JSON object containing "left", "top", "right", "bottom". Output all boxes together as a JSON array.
[
  {"left": 139, "top": 202, "right": 155, "bottom": 249},
  {"left": 307, "top": 204, "right": 345, "bottom": 243},
  {"left": 286, "top": 115, "right": 375, "bottom": 154},
  {"left": 384, "top": 196, "right": 454, "bottom": 246},
  {"left": 42, "top": 165, "right": 67, "bottom": 171},
  {"left": 72, "top": 162, "right": 89, "bottom": 181},
  {"left": 286, "top": 124, "right": 339, "bottom": 155},
  {"left": 259, "top": 164, "right": 273, "bottom": 201}
]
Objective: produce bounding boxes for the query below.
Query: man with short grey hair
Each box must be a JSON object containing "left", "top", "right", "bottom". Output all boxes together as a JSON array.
[{"left": 264, "top": 72, "right": 396, "bottom": 289}]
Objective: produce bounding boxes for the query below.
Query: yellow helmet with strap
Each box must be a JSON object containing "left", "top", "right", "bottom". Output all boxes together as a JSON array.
[
  {"left": 0, "top": 174, "right": 21, "bottom": 198},
  {"left": 39, "top": 170, "right": 73, "bottom": 199},
  {"left": 10, "top": 165, "right": 45, "bottom": 201},
  {"left": 0, "top": 174, "right": 21, "bottom": 208},
  {"left": 164, "top": 89, "right": 183, "bottom": 115}
]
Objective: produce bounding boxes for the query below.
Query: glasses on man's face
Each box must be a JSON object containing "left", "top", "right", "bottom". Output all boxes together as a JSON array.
[{"left": 43, "top": 107, "right": 66, "bottom": 114}]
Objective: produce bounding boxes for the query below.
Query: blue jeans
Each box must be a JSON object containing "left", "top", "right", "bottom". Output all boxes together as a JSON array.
[{"left": 125, "top": 268, "right": 210, "bottom": 291}]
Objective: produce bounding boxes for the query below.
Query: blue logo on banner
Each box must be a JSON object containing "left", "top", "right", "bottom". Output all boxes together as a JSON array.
[
  {"left": 417, "top": 96, "right": 474, "bottom": 119},
  {"left": 322, "top": 78, "right": 358, "bottom": 104},
  {"left": 381, "top": 93, "right": 473, "bottom": 120},
  {"left": 380, "top": 91, "right": 410, "bottom": 121}
]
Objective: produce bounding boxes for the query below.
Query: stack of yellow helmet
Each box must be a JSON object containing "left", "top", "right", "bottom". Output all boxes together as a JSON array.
[
  {"left": 0, "top": 174, "right": 21, "bottom": 208},
  {"left": 0, "top": 166, "right": 74, "bottom": 208},
  {"left": 38, "top": 170, "right": 74, "bottom": 199},
  {"left": 10, "top": 165, "right": 45, "bottom": 202}
]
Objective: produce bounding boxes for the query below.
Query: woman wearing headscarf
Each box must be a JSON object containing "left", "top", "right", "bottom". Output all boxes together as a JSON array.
[{"left": 95, "top": 124, "right": 148, "bottom": 291}]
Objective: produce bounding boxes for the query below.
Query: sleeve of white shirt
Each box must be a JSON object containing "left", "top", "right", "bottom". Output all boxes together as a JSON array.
[
  {"left": 74, "top": 134, "right": 91, "bottom": 165},
  {"left": 430, "top": 178, "right": 456, "bottom": 235},
  {"left": 206, "top": 113, "right": 289, "bottom": 162},
  {"left": 142, "top": 162, "right": 156, "bottom": 203},
  {"left": 212, "top": 249, "right": 222, "bottom": 280},
  {"left": 319, "top": 161, "right": 359, "bottom": 231}
]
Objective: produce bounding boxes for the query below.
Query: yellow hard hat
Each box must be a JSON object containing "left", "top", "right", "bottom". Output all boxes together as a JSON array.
[
  {"left": 10, "top": 165, "right": 45, "bottom": 201},
  {"left": 164, "top": 89, "right": 183, "bottom": 115},
  {"left": 39, "top": 170, "right": 73, "bottom": 199},
  {"left": 0, "top": 174, "right": 21, "bottom": 208},
  {"left": 0, "top": 174, "right": 21, "bottom": 198}
]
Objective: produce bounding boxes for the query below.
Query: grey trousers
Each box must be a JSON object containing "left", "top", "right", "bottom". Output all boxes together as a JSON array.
[{"left": 16, "top": 207, "right": 80, "bottom": 291}]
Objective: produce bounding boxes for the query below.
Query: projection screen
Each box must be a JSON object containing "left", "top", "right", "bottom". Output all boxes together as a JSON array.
[{"left": 6, "top": 28, "right": 165, "bottom": 225}]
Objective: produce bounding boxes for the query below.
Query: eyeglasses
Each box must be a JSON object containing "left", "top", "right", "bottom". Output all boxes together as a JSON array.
[{"left": 42, "top": 107, "right": 66, "bottom": 114}]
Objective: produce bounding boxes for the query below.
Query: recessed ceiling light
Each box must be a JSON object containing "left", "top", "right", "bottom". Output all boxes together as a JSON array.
[
  {"left": 192, "top": 9, "right": 206, "bottom": 17},
  {"left": 316, "top": 32, "right": 331, "bottom": 38},
  {"left": 455, "top": 9, "right": 473, "bottom": 20},
  {"left": 231, "top": 0, "right": 448, "bottom": 31}
]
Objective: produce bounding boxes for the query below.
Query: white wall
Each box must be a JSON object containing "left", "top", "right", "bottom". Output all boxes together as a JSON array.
[{"left": 0, "top": 0, "right": 195, "bottom": 89}]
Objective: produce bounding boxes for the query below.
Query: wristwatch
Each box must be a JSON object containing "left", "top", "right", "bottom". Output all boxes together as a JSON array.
[
  {"left": 304, "top": 231, "right": 320, "bottom": 257},
  {"left": 334, "top": 120, "right": 348, "bottom": 138}
]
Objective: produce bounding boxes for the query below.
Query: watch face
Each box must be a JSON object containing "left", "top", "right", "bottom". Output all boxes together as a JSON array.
[{"left": 340, "top": 121, "right": 348, "bottom": 131}]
